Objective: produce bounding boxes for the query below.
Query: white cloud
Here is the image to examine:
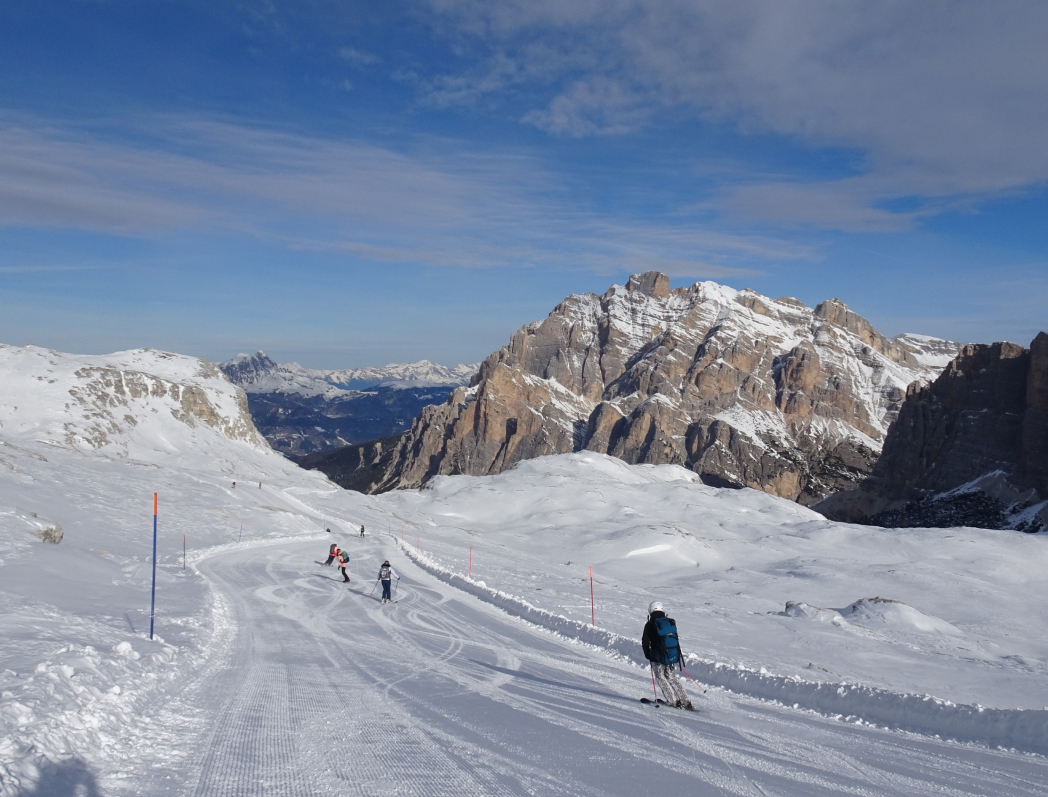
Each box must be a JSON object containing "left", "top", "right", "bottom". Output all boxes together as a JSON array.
[
  {"left": 421, "top": 0, "right": 1048, "bottom": 229},
  {"left": 338, "top": 46, "right": 378, "bottom": 66}
]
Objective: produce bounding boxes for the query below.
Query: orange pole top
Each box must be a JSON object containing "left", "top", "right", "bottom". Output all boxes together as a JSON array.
[{"left": 154, "top": 493, "right": 158, "bottom": 515}]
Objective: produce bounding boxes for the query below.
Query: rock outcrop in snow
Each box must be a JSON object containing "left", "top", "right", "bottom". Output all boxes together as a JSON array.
[
  {"left": 363, "top": 273, "right": 960, "bottom": 502},
  {"left": 816, "top": 332, "right": 1048, "bottom": 529},
  {"left": 0, "top": 345, "right": 268, "bottom": 460}
]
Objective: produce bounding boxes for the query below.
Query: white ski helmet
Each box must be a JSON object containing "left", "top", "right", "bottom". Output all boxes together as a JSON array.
[{"left": 648, "top": 600, "right": 664, "bottom": 616}]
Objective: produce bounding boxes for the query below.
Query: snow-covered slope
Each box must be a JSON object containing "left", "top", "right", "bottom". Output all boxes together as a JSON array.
[
  {"left": 378, "top": 452, "right": 1048, "bottom": 712},
  {"left": 220, "top": 351, "right": 477, "bottom": 396},
  {"left": 0, "top": 345, "right": 267, "bottom": 461},
  {"left": 2, "top": 343, "right": 1045, "bottom": 795},
  {"left": 0, "top": 344, "right": 367, "bottom": 792}
]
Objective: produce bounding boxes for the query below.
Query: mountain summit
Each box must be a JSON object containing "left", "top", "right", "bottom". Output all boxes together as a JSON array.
[{"left": 351, "top": 273, "right": 961, "bottom": 502}]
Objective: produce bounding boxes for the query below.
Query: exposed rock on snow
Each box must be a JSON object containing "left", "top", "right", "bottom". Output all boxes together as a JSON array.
[
  {"left": 0, "top": 506, "right": 63, "bottom": 547},
  {"left": 0, "top": 345, "right": 268, "bottom": 458},
  {"left": 366, "top": 274, "right": 960, "bottom": 502},
  {"left": 816, "top": 332, "right": 1048, "bottom": 529}
]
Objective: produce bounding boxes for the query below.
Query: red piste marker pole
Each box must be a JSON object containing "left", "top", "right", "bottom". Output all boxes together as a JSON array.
[
  {"left": 468, "top": 547, "right": 472, "bottom": 579},
  {"left": 150, "top": 493, "right": 158, "bottom": 640},
  {"left": 590, "top": 566, "right": 595, "bottom": 626}
]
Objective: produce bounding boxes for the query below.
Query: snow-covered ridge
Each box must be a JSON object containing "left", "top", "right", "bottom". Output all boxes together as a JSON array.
[
  {"left": 0, "top": 344, "right": 268, "bottom": 459},
  {"left": 219, "top": 351, "right": 477, "bottom": 397}
]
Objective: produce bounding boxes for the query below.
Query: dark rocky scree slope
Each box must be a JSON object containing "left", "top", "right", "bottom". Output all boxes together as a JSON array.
[
  {"left": 306, "top": 273, "right": 961, "bottom": 504},
  {"left": 816, "top": 332, "right": 1048, "bottom": 531}
]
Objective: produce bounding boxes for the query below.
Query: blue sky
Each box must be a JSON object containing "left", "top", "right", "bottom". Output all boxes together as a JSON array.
[{"left": 1, "top": 1, "right": 1046, "bottom": 368}]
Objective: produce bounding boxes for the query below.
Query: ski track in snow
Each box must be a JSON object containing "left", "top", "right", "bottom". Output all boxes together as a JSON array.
[
  {"left": 393, "top": 537, "right": 1048, "bottom": 757},
  {"left": 89, "top": 537, "right": 1048, "bottom": 797},
  {"left": 1, "top": 341, "right": 1045, "bottom": 795}
]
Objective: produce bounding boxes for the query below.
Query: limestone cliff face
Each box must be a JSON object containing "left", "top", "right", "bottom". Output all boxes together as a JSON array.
[
  {"left": 815, "top": 332, "right": 1048, "bottom": 528},
  {"left": 368, "top": 274, "right": 960, "bottom": 501}
]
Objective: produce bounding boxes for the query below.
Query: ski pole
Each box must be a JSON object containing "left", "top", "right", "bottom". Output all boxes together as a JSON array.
[
  {"left": 679, "top": 666, "right": 707, "bottom": 693},
  {"left": 393, "top": 577, "right": 400, "bottom": 599},
  {"left": 368, "top": 579, "right": 380, "bottom": 598}
]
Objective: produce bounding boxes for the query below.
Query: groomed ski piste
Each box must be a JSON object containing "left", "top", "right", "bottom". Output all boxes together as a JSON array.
[{"left": 3, "top": 345, "right": 1048, "bottom": 795}]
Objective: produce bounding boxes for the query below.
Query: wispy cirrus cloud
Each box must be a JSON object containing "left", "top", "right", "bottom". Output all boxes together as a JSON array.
[{"left": 0, "top": 115, "right": 808, "bottom": 277}]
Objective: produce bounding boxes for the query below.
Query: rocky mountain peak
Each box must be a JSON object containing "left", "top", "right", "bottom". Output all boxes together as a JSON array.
[
  {"left": 221, "top": 351, "right": 280, "bottom": 388},
  {"left": 355, "top": 275, "right": 962, "bottom": 501},
  {"left": 626, "top": 271, "right": 671, "bottom": 298}
]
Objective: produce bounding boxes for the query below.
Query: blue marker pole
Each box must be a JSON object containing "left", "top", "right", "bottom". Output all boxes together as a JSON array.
[{"left": 150, "top": 493, "right": 158, "bottom": 640}]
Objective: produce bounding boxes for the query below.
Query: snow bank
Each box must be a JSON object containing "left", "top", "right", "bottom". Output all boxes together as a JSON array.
[{"left": 395, "top": 534, "right": 1048, "bottom": 756}]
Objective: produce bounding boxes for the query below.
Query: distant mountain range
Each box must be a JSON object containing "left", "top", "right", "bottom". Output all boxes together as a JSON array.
[
  {"left": 220, "top": 351, "right": 477, "bottom": 394},
  {"left": 305, "top": 272, "right": 964, "bottom": 505},
  {"left": 218, "top": 352, "right": 478, "bottom": 456}
]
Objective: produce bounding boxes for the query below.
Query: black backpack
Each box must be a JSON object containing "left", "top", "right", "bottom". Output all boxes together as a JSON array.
[{"left": 379, "top": 564, "right": 391, "bottom": 579}]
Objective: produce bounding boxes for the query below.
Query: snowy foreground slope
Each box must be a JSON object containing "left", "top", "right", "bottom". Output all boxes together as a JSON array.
[{"left": 2, "top": 345, "right": 1048, "bottom": 795}]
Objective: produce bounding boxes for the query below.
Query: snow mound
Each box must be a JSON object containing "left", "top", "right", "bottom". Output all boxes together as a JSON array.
[
  {"left": 785, "top": 597, "right": 962, "bottom": 636},
  {"left": 840, "top": 597, "right": 963, "bottom": 636},
  {"left": 783, "top": 601, "right": 846, "bottom": 624}
]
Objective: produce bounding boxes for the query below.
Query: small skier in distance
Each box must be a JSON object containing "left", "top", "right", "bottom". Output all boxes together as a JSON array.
[
  {"left": 378, "top": 560, "right": 399, "bottom": 604},
  {"left": 642, "top": 601, "right": 693, "bottom": 710},
  {"left": 359, "top": 525, "right": 365, "bottom": 538},
  {"left": 337, "top": 549, "right": 350, "bottom": 583},
  {"left": 324, "top": 543, "right": 340, "bottom": 566},
  {"left": 232, "top": 481, "right": 236, "bottom": 488}
]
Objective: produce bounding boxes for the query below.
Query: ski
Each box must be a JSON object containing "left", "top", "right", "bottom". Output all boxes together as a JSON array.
[{"left": 640, "top": 698, "right": 698, "bottom": 711}]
